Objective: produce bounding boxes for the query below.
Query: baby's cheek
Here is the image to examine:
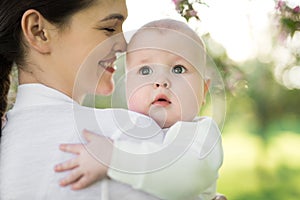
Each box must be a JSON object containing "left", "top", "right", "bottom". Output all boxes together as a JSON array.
[{"left": 127, "top": 96, "right": 148, "bottom": 115}]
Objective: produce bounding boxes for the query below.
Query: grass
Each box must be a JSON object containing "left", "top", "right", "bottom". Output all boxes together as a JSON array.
[{"left": 217, "top": 129, "right": 300, "bottom": 200}]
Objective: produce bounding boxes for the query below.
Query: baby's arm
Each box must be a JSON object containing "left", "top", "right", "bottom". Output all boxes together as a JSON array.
[
  {"left": 108, "top": 118, "right": 223, "bottom": 200},
  {"left": 54, "top": 130, "right": 113, "bottom": 190},
  {"left": 55, "top": 118, "right": 223, "bottom": 199}
]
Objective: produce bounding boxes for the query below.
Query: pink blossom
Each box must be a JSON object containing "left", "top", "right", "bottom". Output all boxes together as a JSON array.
[
  {"left": 172, "top": 0, "right": 183, "bottom": 5},
  {"left": 276, "top": 0, "right": 285, "bottom": 10},
  {"left": 172, "top": 0, "right": 183, "bottom": 11},
  {"left": 293, "top": 5, "right": 300, "bottom": 13}
]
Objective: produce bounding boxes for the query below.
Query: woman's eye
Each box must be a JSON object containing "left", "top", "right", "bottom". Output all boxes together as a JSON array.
[
  {"left": 139, "top": 66, "right": 153, "bottom": 75},
  {"left": 104, "top": 28, "right": 115, "bottom": 32},
  {"left": 98, "top": 27, "right": 116, "bottom": 33},
  {"left": 172, "top": 65, "right": 186, "bottom": 74}
]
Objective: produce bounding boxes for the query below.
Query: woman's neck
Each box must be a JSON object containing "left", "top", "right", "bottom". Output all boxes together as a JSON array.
[{"left": 18, "top": 68, "right": 83, "bottom": 103}]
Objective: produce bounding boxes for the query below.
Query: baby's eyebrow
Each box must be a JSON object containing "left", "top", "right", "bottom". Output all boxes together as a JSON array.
[{"left": 127, "top": 55, "right": 151, "bottom": 65}]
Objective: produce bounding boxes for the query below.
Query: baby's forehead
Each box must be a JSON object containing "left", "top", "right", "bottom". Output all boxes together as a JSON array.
[
  {"left": 127, "top": 28, "right": 206, "bottom": 75},
  {"left": 128, "top": 28, "right": 204, "bottom": 50}
]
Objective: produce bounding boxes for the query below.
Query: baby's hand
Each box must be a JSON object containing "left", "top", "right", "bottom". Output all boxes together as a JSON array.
[{"left": 54, "top": 130, "right": 113, "bottom": 190}]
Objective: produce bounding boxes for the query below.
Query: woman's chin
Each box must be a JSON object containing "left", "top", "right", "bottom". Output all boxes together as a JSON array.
[{"left": 96, "top": 82, "right": 114, "bottom": 96}]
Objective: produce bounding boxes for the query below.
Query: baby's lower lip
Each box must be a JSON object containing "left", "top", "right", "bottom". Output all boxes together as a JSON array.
[{"left": 152, "top": 101, "right": 171, "bottom": 107}]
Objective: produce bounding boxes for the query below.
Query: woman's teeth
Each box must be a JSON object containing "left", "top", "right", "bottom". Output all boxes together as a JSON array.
[
  {"left": 99, "top": 61, "right": 113, "bottom": 68},
  {"left": 98, "top": 60, "right": 116, "bottom": 73}
]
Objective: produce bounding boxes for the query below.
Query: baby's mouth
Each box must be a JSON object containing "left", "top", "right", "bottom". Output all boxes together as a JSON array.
[
  {"left": 98, "top": 58, "right": 116, "bottom": 73},
  {"left": 152, "top": 95, "right": 172, "bottom": 107}
]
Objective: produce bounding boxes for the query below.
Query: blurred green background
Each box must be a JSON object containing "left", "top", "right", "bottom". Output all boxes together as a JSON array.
[
  {"left": 214, "top": 58, "right": 300, "bottom": 200},
  {"left": 7, "top": 0, "right": 300, "bottom": 199},
  {"left": 216, "top": 75, "right": 300, "bottom": 200}
]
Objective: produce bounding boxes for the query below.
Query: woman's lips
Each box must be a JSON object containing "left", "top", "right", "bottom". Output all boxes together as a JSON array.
[
  {"left": 104, "top": 66, "right": 115, "bottom": 73},
  {"left": 152, "top": 94, "right": 171, "bottom": 107},
  {"left": 98, "top": 58, "right": 116, "bottom": 73}
]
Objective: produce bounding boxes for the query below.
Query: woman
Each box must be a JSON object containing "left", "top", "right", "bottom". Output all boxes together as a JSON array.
[
  {"left": 0, "top": 0, "right": 151, "bottom": 199},
  {"left": 0, "top": 0, "right": 225, "bottom": 199}
]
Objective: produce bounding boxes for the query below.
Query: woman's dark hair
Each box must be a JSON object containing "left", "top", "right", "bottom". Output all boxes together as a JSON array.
[{"left": 0, "top": 0, "right": 95, "bottom": 136}]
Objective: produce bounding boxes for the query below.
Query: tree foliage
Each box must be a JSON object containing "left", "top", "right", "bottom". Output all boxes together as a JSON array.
[{"left": 172, "top": 0, "right": 300, "bottom": 138}]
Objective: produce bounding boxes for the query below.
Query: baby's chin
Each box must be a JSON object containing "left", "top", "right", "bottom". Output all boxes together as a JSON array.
[
  {"left": 153, "top": 114, "right": 197, "bottom": 129},
  {"left": 152, "top": 117, "right": 177, "bottom": 129},
  {"left": 147, "top": 106, "right": 175, "bottom": 128}
]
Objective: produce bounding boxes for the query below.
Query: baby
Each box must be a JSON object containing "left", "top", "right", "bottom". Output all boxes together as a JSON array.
[
  {"left": 55, "top": 19, "right": 224, "bottom": 200},
  {"left": 125, "top": 19, "right": 207, "bottom": 129}
]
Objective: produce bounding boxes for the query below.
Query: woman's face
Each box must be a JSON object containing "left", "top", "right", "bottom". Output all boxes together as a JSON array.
[{"left": 51, "top": 0, "right": 127, "bottom": 101}]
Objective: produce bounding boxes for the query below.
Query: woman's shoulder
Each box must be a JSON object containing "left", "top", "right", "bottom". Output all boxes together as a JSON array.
[
  {"left": 93, "top": 108, "right": 156, "bottom": 126},
  {"left": 82, "top": 108, "right": 161, "bottom": 138}
]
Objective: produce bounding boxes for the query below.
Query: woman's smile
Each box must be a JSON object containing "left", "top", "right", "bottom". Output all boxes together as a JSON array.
[{"left": 98, "top": 57, "right": 117, "bottom": 74}]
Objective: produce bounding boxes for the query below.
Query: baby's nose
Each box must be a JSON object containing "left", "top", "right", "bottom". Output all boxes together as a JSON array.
[{"left": 154, "top": 80, "right": 170, "bottom": 88}]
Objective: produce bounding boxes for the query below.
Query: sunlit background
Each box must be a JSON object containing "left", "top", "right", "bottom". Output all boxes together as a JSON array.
[
  {"left": 124, "top": 0, "right": 300, "bottom": 199},
  {"left": 6, "top": 0, "right": 300, "bottom": 199}
]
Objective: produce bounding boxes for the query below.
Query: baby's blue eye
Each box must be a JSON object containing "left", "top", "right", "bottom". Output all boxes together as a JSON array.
[
  {"left": 139, "top": 66, "right": 153, "bottom": 75},
  {"left": 172, "top": 65, "right": 186, "bottom": 74}
]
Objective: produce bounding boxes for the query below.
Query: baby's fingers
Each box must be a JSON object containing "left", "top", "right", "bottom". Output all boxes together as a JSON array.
[
  {"left": 82, "top": 129, "right": 102, "bottom": 142},
  {"left": 71, "top": 175, "right": 94, "bottom": 190},
  {"left": 59, "top": 168, "right": 82, "bottom": 187},
  {"left": 54, "top": 158, "right": 78, "bottom": 172},
  {"left": 59, "top": 143, "right": 84, "bottom": 154}
]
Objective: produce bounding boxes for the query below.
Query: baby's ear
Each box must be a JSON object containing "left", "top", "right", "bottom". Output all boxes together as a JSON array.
[
  {"left": 21, "top": 9, "right": 53, "bottom": 54},
  {"left": 202, "top": 78, "right": 211, "bottom": 105},
  {"left": 204, "top": 78, "right": 210, "bottom": 94}
]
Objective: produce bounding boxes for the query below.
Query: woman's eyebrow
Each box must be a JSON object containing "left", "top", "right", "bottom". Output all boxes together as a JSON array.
[{"left": 100, "top": 13, "right": 125, "bottom": 22}]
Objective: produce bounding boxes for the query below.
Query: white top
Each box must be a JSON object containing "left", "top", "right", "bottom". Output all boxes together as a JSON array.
[
  {"left": 108, "top": 117, "right": 223, "bottom": 200},
  {"left": 0, "top": 84, "right": 223, "bottom": 200}
]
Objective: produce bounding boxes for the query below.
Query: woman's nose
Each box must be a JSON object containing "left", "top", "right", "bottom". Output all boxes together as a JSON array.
[
  {"left": 154, "top": 80, "right": 170, "bottom": 89},
  {"left": 113, "top": 32, "right": 127, "bottom": 53}
]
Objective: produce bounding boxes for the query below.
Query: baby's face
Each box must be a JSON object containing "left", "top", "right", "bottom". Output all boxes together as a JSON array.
[{"left": 126, "top": 48, "right": 206, "bottom": 128}]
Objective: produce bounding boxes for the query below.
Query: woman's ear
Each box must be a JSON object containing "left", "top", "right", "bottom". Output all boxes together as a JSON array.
[{"left": 21, "top": 9, "right": 52, "bottom": 54}]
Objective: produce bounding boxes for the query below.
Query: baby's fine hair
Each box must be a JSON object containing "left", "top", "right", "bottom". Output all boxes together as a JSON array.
[
  {"left": 129, "top": 19, "right": 206, "bottom": 53},
  {"left": 128, "top": 18, "right": 207, "bottom": 77}
]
